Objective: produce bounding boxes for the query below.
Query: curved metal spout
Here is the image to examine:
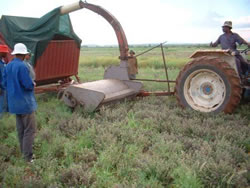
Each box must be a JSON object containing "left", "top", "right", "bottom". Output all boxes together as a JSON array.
[{"left": 60, "top": 1, "right": 129, "bottom": 60}]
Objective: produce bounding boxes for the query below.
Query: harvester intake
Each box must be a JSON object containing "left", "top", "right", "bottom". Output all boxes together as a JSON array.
[{"left": 62, "top": 79, "right": 143, "bottom": 112}]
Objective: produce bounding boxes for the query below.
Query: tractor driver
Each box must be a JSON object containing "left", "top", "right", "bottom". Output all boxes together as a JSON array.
[{"left": 210, "top": 21, "right": 250, "bottom": 77}]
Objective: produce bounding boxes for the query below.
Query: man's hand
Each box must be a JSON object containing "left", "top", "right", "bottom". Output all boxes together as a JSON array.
[{"left": 231, "top": 51, "right": 237, "bottom": 56}]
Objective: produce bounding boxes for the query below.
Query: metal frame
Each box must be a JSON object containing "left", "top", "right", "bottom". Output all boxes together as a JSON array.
[
  {"left": 132, "top": 42, "right": 176, "bottom": 96},
  {"left": 35, "top": 76, "right": 78, "bottom": 94}
]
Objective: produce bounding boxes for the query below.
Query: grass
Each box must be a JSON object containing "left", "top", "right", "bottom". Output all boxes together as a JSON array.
[
  {"left": 0, "top": 45, "right": 250, "bottom": 187},
  {"left": 79, "top": 45, "right": 203, "bottom": 69}
]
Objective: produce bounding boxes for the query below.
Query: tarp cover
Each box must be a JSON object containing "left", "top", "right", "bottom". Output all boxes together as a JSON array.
[{"left": 0, "top": 7, "right": 81, "bottom": 65}]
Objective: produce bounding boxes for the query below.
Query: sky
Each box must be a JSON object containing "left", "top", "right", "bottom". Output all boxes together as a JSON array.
[{"left": 0, "top": 0, "right": 249, "bottom": 45}]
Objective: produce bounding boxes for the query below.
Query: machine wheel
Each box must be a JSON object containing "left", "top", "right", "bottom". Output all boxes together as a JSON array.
[{"left": 175, "top": 56, "right": 242, "bottom": 113}]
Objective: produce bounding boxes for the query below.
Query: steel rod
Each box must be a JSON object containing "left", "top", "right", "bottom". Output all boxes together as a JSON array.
[
  {"left": 161, "top": 44, "right": 171, "bottom": 93},
  {"left": 135, "top": 41, "right": 167, "bottom": 57},
  {"left": 132, "top": 78, "right": 175, "bottom": 83},
  {"left": 138, "top": 91, "right": 175, "bottom": 97}
]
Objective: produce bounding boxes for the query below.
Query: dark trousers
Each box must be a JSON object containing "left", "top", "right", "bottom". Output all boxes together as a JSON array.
[
  {"left": 16, "top": 112, "right": 36, "bottom": 161},
  {"left": 236, "top": 55, "right": 249, "bottom": 76}
]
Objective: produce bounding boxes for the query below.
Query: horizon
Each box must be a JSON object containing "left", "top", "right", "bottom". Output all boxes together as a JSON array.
[{"left": 81, "top": 42, "right": 211, "bottom": 47}]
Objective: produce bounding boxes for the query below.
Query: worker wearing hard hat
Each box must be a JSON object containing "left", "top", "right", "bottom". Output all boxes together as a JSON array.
[
  {"left": 210, "top": 21, "right": 250, "bottom": 77},
  {"left": 3, "top": 43, "right": 37, "bottom": 162},
  {"left": 127, "top": 50, "right": 138, "bottom": 79},
  {"left": 0, "top": 44, "right": 9, "bottom": 118}
]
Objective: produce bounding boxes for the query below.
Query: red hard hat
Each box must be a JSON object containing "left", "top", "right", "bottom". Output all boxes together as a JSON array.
[{"left": 0, "top": 45, "right": 9, "bottom": 53}]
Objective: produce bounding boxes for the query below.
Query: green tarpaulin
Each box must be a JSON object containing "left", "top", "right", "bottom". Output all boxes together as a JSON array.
[{"left": 0, "top": 7, "right": 81, "bottom": 65}]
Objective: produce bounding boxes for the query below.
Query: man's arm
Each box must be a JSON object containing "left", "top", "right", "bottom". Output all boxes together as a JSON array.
[
  {"left": 242, "top": 40, "right": 250, "bottom": 48},
  {"left": 210, "top": 37, "right": 220, "bottom": 47},
  {"left": 18, "top": 65, "right": 34, "bottom": 91},
  {"left": 235, "top": 33, "right": 250, "bottom": 48}
]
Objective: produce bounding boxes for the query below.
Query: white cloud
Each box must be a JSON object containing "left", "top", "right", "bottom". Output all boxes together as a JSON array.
[
  {"left": 214, "top": 15, "right": 250, "bottom": 29},
  {"left": 233, "top": 16, "right": 250, "bottom": 28},
  {"left": 68, "top": 0, "right": 192, "bottom": 44},
  {"left": 192, "top": 11, "right": 223, "bottom": 28},
  {"left": 234, "top": 28, "right": 250, "bottom": 41},
  {"left": 1, "top": 0, "right": 249, "bottom": 44}
]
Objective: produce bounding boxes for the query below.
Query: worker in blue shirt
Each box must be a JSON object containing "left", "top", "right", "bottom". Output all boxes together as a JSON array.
[
  {"left": 3, "top": 43, "right": 37, "bottom": 162},
  {"left": 0, "top": 44, "right": 9, "bottom": 118},
  {"left": 210, "top": 21, "right": 250, "bottom": 77}
]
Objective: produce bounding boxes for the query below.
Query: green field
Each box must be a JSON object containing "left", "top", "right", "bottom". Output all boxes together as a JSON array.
[
  {"left": 79, "top": 45, "right": 202, "bottom": 69},
  {"left": 0, "top": 46, "right": 250, "bottom": 187}
]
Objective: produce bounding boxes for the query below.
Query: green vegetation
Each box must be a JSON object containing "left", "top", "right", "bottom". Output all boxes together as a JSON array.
[
  {"left": 1, "top": 45, "right": 250, "bottom": 187},
  {"left": 79, "top": 45, "right": 203, "bottom": 69}
]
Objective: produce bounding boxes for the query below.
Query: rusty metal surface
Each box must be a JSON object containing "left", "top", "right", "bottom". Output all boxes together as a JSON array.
[
  {"left": 35, "top": 40, "right": 80, "bottom": 85},
  {"left": 35, "top": 82, "right": 72, "bottom": 94},
  {"left": 132, "top": 78, "right": 176, "bottom": 83},
  {"left": 190, "top": 49, "right": 230, "bottom": 58},
  {"left": 59, "top": 1, "right": 129, "bottom": 60},
  {"left": 138, "top": 91, "right": 175, "bottom": 97}
]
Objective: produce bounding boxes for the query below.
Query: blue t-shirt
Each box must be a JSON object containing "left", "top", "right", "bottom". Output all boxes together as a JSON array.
[
  {"left": 214, "top": 32, "right": 244, "bottom": 51},
  {"left": 3, "top": 58, "right": 37, "bottom": 114}
]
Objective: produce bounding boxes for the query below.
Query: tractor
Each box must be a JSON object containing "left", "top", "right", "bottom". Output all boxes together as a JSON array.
[{"left": 175, "top": 48, "right": 250, "bottom": 113}]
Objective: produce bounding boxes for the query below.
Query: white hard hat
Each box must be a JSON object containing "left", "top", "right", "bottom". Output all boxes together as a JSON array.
[{"left": 11, "top": 43, "right": 29, "bottom": 55}]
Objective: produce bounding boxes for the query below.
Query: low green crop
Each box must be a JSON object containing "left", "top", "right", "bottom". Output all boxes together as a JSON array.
[{"left": 1, "top": 46, "right": 249, "bottom": 187}]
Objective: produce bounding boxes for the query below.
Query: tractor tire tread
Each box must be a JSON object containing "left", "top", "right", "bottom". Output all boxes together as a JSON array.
[{"left": 175, "top": 56, "right": 242, "bottom": 113}]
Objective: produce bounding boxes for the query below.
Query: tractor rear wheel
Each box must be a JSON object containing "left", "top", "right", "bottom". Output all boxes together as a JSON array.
[{"left": 175, "top": 57, "right": 242, "bottom": 113}]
